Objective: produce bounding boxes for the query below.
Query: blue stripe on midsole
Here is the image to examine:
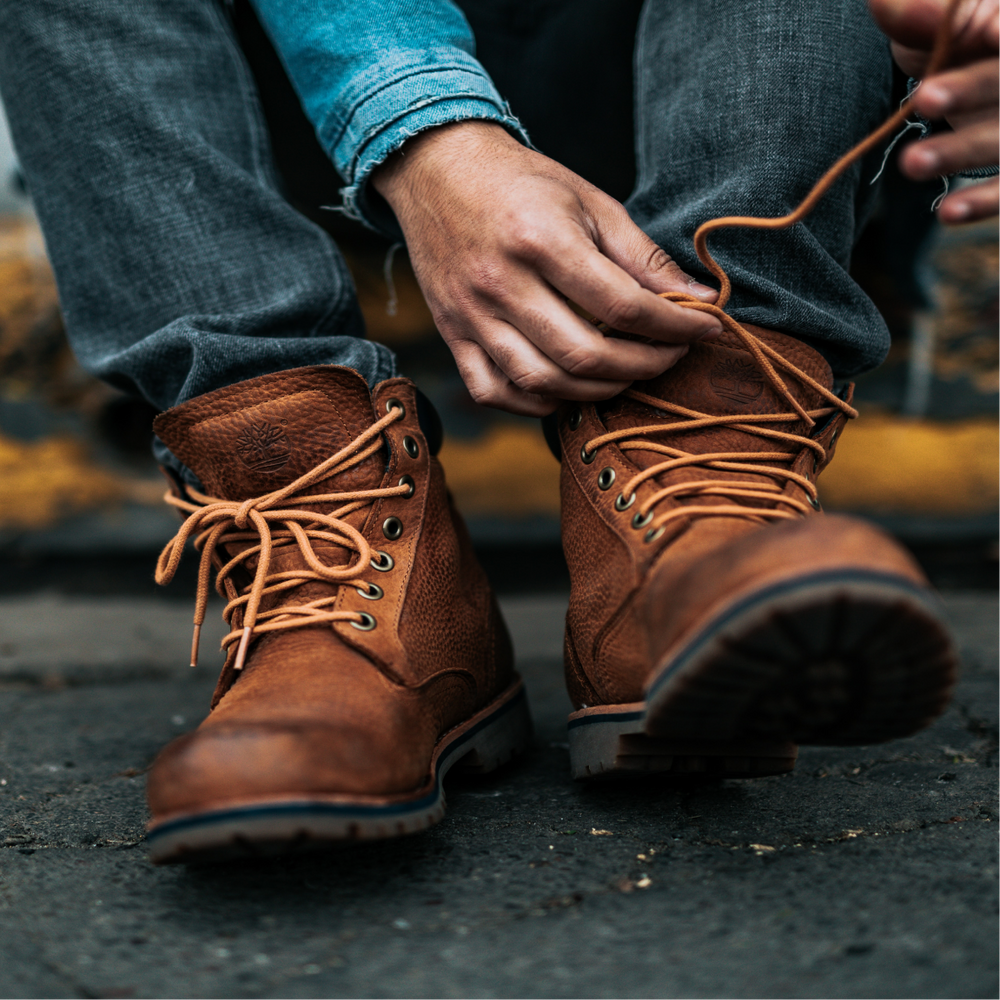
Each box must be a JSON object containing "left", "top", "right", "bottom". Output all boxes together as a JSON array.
[
  {"left": 147, "top": 684, "right": 526, "bottom": 843},
  {"left": 567, "top": 710, "right": 644, "bottom": 731}
]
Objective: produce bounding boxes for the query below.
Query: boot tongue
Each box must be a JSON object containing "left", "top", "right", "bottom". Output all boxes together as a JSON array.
[
  {"left": 602, "top": 325, "right": 834, "bottom": 461},
  {"left": 153, "top": 366, "right": 385, "bottom": 501}
]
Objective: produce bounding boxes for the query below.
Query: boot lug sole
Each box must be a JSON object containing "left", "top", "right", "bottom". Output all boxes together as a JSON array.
[
  {"left": 569, "top": 569, "right": 957, "bottom": 780},
  {"left": 568, "top": 707, "right": 797, "bottom": 780},
  {"left": 146, "top": 678, "right": 532, "bottom": 864},
  {"left": 646, "top": 569, "right": 957, "bottom": 746}
]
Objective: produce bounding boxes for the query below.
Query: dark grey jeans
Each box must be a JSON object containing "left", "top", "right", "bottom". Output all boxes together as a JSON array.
[{"left": 0, "top": 0, "right": 893, "bottom": 419}]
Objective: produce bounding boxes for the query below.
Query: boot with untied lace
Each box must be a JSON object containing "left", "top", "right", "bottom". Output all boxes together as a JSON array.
[
  {"left": 558, "top": 321, "right": 957, "bottom": 780},
  {"left": 556, "top": 2, "right": 965, "bottom": 781}
]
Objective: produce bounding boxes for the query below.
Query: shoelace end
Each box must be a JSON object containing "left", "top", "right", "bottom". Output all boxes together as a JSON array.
[
  {"left": 189, "top": 623, "right": 202, "bottom": 669},
  {"left": 233, "top": 626, "right": 253, "bottom": 672}
]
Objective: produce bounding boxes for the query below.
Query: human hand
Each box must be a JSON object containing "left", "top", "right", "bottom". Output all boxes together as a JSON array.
[
  {"left": 870, "top": 0, "right": 998, "bottom": 223},
  {"left": 372, "top": 121, "right": 722, "bottom": 416}
]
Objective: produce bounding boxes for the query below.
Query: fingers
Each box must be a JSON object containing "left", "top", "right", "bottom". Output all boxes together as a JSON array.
[
  {"left": 492, "top": 288, "right": 693, "bottom": 382},
  {"left": 449, "top": 332, "right": 646, "bottom": 415},
  {"left": 590, "top": 199, "right": 719, "bottom": 303},
  {"left": 901, "top": 115, "right": 998, "bottom": 177},
  {"left": 870, "top": 0, "right": 955, "bottom": 49},
  {"left": 938, "top": 176, "right": 1000, "bottom": 222},
  {"left": 449, "top": 340, "right": 557, "bottom": 416},
  {"left": 912, "top": 57, "right": 999, "bottom": 117},
  {"left": 871, "top": 0, "right": 999, "bottom": 56},
  {"left": 423, "top": 233, "right": 712, "bottom": 413},
  {"left": 524, "top": 232, "right": 724, "bottom": 345},
  {"left": 504, "top": 207, "right": 722, "bottom": 344}
]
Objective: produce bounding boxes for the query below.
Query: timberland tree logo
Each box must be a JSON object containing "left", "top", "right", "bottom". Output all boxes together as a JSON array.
[
  {"left": 235, "top": 419, "right": 290, "bottom": 473},
  {"left": 709, "top": 357, "right": 764, "bottom": 404}
]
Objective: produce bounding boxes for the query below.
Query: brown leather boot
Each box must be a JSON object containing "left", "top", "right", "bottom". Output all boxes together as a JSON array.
[
  {"left": 144, "top": 366, "right": 530, "bottom": 863},
  {"left": 557, "top": 325, "right": 957, "bottom": 780}
]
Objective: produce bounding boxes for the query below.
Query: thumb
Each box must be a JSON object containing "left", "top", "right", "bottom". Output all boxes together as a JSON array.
[
  {"left": 869, "top": 0, "right": 945, "bottom": 49},
  {"left": 592, "top": 197, "right": 719, "bottom": 304}
]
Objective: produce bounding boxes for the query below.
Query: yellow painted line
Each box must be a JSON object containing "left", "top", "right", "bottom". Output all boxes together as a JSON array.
[
  {"left": 2, "top": 413, "right": 992, "bottom": 531},
  {"left": 439, "top": 416, "right": 999, "bottom": 519},
  {"left": 0, "top": 433, "right": 128, "bottom": 530},
  {"left": 820, "top": 414, "right": 999, "bottom": 516},
  {"left": 438, "top": 425, "right": 561, "bottom": 517}
]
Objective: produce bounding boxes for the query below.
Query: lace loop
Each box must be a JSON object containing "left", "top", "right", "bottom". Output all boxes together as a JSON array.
[
  {"left": 156, "top": 406, "right": 409, "bottom": 671},
  {"left": 584, "top": 367, "right": 851, "bottom": 533}
]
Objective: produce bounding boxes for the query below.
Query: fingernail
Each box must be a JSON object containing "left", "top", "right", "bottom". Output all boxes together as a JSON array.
[
  {"left": 687, "top": 280, "right": 718, "bottom": 301},
  {"left": 911, "top": 147, "right": 939, "bottom": 172},
  {"left": 921, "top": 83, "right": 950, "bottom": 111},
  {"left": 699, "top": 327, "right": 723, "bottom": 342},
  {"left": 946, "top": 200, "right": 970, "bottom": 221}
]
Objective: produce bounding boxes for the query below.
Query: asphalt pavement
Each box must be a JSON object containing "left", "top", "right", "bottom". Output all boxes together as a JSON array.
[{"left": 0, "top": 588, "right": 996, "bottom": 999}]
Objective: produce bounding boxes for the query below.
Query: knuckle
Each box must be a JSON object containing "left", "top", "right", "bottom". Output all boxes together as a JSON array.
[
  {"left": 560, "top": 347, "right": 604, "bottom": 378},
  {"left": 510, "top": 367, "right": 553, "bottom": 396},
  {"left": 647, "top": 246, "right": 680, "bottom": 274},
  {"left": 507, "top": 223, "right": 549, "bottom": 261},
  {"left": 602, "top": 295, "right": 644, "bottom": 331},
  {"left": 466, "top": 259, "right": 507, "bottom": 298},
  {"left": 467, "top": 383, "right": 496, "bottom": 406}
]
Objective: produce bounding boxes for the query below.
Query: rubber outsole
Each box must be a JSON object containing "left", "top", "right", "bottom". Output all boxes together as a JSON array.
[
  {"left": 568, "top": 706, "right": 797, "bottom": 780},
  {"left": 146, "top": 679, "right": 532, "bottom": 864},
  {"left": 569, "top": 570, "right": 957, "bottom": 780}
]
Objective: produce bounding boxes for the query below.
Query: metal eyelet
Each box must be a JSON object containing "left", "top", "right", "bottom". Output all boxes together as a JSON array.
[
  {"left": 808, "top": 495, "right": 822, "bottom": 510},
  {"left": 829, "top": 430, "right": 839, "bottom": 447},
  {"left": 644, "top": 527, "right": 665, "bottom": 544},
  {"left": 580, "top": 444, "right": 596, "bottom": 465},
  {"left": 370, "top": 551, "right": 394, "bottom": 572},
  {"left": 402, "top": 436, "right": 419, "bottom": 459},
  {"left": 632, "top": 509, "right": 653, "bottom": 530},
  {"left": 385, "top": 397, "right": 405, "bottom": 418},
  {"left": 568, "top": 406, "right": 583, "bottom": 430},
  {"left": 398, "top": 474, "right": 415, "bottom": 498},
  {"left": 350, "top": 612, "right": 377, "bottom": 631},
  {"left": 597, "top": 467, "right": 616, "bottom": 491},
  {"left": 357, "top": 583, "right": 383, "bottom": 601},
  {"left": 382, "top": 516, "right": 403, "bottom": 540},
  {"left": 614, "top": 492, "right": 636, "bottom": 512}
]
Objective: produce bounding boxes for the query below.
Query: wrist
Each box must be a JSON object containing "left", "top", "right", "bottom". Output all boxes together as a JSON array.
[{"left": 371, "top": 120, "right": 522, "bottom": 212}]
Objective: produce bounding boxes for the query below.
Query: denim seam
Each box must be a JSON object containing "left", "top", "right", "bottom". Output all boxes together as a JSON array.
[
  {"left": 320, "top": 67, "right": 509, "bottom": 180},
  {"left": 350, "top": 93, "right": 521, "bottom": 174},
  {"left": 317, "top": 52, "right": 498, "bottom": 158}
]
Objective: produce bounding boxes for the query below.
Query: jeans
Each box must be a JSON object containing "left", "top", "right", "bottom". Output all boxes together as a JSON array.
[{"left": 0, "top": 0, "right": 893, "bottom": 455}]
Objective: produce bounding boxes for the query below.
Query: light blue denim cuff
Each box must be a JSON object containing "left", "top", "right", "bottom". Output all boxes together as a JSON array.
[{"left": 318, "top": 52, "right": 529, "bottom": 235}]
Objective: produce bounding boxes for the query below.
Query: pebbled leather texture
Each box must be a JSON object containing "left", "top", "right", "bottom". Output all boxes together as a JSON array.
[
  {"left": 147, "top": 366, "right": 513, "bottom": 817},
  {"left": 558, "top": 326, "right": 928, "bottom": 709}
]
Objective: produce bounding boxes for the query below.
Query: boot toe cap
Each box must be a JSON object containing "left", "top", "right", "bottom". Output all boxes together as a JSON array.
[{"left": 147, "top": 717, "right": 431, "bottom": 819}]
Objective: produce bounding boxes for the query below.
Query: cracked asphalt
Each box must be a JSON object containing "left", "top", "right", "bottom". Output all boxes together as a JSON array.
[{"left": 0, "top": 589, "right": 996, "bottom": 999}]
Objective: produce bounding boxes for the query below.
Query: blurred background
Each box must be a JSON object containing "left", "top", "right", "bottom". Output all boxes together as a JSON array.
[{"left": 0, "top": 72, "right": 996, "bottom": 597}]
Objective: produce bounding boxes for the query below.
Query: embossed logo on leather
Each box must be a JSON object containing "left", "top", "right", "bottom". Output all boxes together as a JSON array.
[
  {"left": 235, "top": 419, "right": 290, "bottom": 473},
  {"left": 709, "top": 357, "right": 764, "bottom": 404}
]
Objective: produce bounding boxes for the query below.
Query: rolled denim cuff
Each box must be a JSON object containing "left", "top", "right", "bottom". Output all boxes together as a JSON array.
[{"left": 321, "top": 55, "right": 529, "bottom": 235}]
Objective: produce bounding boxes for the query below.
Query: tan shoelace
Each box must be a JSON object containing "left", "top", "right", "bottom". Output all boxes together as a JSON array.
[
  {"left": 156, "top": 404, "right": 410, "bottom": 672},
  {"left": 580, "top": 0, "right": 963, "bottom": 539}
]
